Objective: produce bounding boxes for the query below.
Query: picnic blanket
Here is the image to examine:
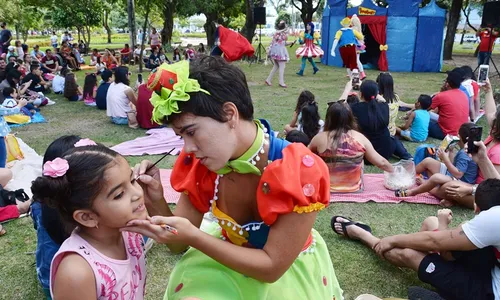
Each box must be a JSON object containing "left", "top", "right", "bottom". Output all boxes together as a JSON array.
[
  {"left": 111, "top": 128, "right": 184, "bottom": 156},
  {"left": 5, "top": 137, "right": 43, "bottom": 199},
  {"left": 9, "top": 112, "right": 47, "bottom": 128},
  {"left": 159, "top": 170, "right": 440, "bottom": 205}
]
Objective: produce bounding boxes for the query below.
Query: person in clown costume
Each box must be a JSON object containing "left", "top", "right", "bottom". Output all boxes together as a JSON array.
[
  {"left": 331, "top": 17, "right": 364, "bottom": 77},
  {"left": 123, "top": 57, "right": 344, "bottom": 300},
  {"left": 296, "top": 22, "right": 324, "bottom": 76},
  {"left": 350, "top": 14, "right": 367, "bottom": 80}
]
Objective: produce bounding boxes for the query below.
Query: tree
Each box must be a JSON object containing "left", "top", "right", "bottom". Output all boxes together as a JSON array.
[
  {"left": 52, "top": 0, "right": 103, "bottom": 47},
  {"left": 110, "top": 10, "right": 129, "bottom": 31},
  {"left": 268, "top": 0, "right": 288, "bottom": 14},
  {"left": 290, "top": 0, "right": 323, "bottom": 27},
  {"left": 275, "top": 12, "right": 291, "bottom": 28},
  {"left": 0, "top": 0, "right": 44, "bottom": 41},
  {"left": 127, "top": 0, "right": 137, "bottom": 52},
  {"left": 241, "top": 0, "right": 264, "bottom": 44},
  {"left": 138, "top": 0, "right": 153, "bottom": 72},
  {"left": 103, "top": 0, "right": 113, "bottom": 44}
]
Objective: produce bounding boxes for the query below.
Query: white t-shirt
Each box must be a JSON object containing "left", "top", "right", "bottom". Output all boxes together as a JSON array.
[
  {"left": 462, "top": 206, "right": 500, "bottom": 299},
  {"left": 106, "top": 82, "right": 131, "bottom": 118},
  {"left": 297, "top": 119, "right": 325, "bottom": 134},
  {"left": 50, "top": 35, "right": 58, "bottom": 44},
  {"left": 95, "top": 63, "right": 106, "bottom": 73},
  {"left": 462, "top": 79, "right": 475, "bottom": 99},
  {"left": 52, "top": 75, "right": 65, "bottom": 93}
]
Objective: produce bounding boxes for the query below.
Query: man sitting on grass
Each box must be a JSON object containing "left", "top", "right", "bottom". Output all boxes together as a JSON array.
[{"left": 333, "top": 175, "right": 500, "bottom": 300}]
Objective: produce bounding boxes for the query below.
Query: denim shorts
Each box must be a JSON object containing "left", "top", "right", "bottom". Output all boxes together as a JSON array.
[{"left": 111, "top": 117, "right": 128, "bottom": 125}]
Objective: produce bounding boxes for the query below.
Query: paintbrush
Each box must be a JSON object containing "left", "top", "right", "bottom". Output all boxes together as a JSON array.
[
  {"left": 134, "top": 148, "right": 175, "bottom": 181},
  {"left": 160, "top": 224, "right": 179, "bottom": 235}
]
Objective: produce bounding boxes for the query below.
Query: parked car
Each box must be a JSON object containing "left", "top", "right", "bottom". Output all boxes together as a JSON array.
[{"left": 463, "top": 34, "right": 478, "bottom": 43}]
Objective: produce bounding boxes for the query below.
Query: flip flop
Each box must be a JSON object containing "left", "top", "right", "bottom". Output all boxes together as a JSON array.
[{"left": 331, "top": 215, "right": 372, "bottom": 240}]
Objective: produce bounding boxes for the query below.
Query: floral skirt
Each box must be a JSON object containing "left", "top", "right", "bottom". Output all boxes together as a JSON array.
[
  {"left": 268, "top": 44, "right": 289, "bottom": 62},
  {"left": 164, "top": 223, "right": 343, "bottom": 300}
]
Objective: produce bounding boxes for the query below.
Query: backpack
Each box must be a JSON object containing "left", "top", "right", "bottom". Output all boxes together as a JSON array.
[{"left": 414, "top": 144, "right": 437, "bottom": 166}]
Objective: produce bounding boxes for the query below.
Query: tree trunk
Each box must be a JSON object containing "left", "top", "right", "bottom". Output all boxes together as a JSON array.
[
  {"left": 204, "top": 13, "right": 218, "bottom": 48},
  {"left": 128, "top": 0, "right": 137, "bottom": 52},
  {"left": 139, "top": 0, "right": 153, "bottom": 73},
  {"left": 460, "top": 29, "right": 465, "bottom": 45},
  {"left": 242, "top": 0, "right": 258, "bottom": 43},
  {"left": 161, "top": 1, "right": 175, "bottom": 50},
  {"left": 22, "top": 31, "right": 28, "bottom": 43},
  {"left": 443, "top": 0, "right": 462, "bottom": 60},
  {"left": 77, "top": 28, "right": 81, "bottom": 42},
  {"left": 104, "top": 10, "right": 112, "bottom": 44},
  {"left": 15, "top": 24, "right": 20, "bottom": 40},
  {"left": 84, "top": 26, "right": 92, "bottom": 49}
]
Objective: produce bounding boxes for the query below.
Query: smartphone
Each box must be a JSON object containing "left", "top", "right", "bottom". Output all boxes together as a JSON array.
[
  {"left": 478, "top": 65, "right": 489, "bottom": 84},
  {"left": 467, "top": 126, "right": 483, "bottom": 154},
  {"left": 352, "top": 70, "right": 360, "bottom": 91},
  {"left": 138, "top": 73, "right": 143, "bottom": 84}
]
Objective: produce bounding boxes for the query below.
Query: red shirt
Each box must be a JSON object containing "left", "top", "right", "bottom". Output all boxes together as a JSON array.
[
  {"left": 41, "top": 55, "right": 57, "bottom": 69},
  {"left": 120, "top": 48, "right": 130, "bottom": 55},
  {"left": 431, "top": 89, "right": 469, "bottom": 136},
  {"left": 479, "top": 29, "right": 499, "bottom": 52}
]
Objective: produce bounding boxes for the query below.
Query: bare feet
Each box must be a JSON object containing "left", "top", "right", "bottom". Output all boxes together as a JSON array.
[
  {"left": 0, "top": 224, "right": 5, "bottom": 236},
  {"left": 439, "top": 199, "right": 454, "bottom": 208},
  {"left": 416, "top": 177, "right": 426, "bottom": 186},
  {"left": 437, "top": 209, "right": 453, "bottom": 230},
  {"left": 16, "top": 199, "right": 31, "bottom": 215}
]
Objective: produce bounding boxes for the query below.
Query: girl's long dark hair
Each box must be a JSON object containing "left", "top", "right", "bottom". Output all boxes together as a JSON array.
[
  {"left": 324, "top": 102, "right": 358, "bottom": 154},
  {"left": 64, "top": 73, "right": 78, "bottom": 98},
  {"left": 82, "top": 73, "right": 97, "bottom": 99},
  {"left": 376, "top": 72, "right": 396, "bottom": 104},
  {"left": 300, "top": 102, "right": 321, "bottom": 140},
  {"left": 295, "top": 90, "right": 315, "bottom": 112},
  {"left": 360, "top": 80, "right": 387, "bottom": 131}
]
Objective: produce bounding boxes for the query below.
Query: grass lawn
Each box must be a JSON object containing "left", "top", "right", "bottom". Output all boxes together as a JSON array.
[{"left": 0, "top": 45, "right": 492, "bottom": 299}]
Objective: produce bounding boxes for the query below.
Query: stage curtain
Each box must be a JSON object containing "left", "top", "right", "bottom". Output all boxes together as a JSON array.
[{"left": 368, "top": 21, "right": 388, "bottom": 71}]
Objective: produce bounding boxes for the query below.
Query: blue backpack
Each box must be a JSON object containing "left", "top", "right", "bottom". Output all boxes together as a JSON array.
[{"left": 414, "top": 144, "right": 437, "bottom": 166}]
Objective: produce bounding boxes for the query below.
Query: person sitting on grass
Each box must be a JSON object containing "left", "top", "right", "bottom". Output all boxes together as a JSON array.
[
  {"left": 285, "top": 130, "right": 310, "bottom": 146},
  {"left": 120, "top": 44, "right": 131, "bottom": 64},
  {"left": 51, "top": 68, "right": 68, "bottom": 95},
  {"left": 40, "top": 49, "right": 61, "bottom": 74},
  {"left": 333, "top": 177, "right": 500, "bottom": 300},
  {"left": 21, "top": 64, "right": 51, "bottom": 94},
  {"left": 0, "top": 168, "right": 31, "bottom": 229},
  {"left": 63, "top": 72, "right": 82, "bottom": 102},
  {"left": 396, "top": 94, "right": 431, "bottom": 143},
  {"left": 309, "top": 101, "right": 394, "bottom": 193},
  {"left": 89, "top": 49, "right": 100, "bottom": 66},
  {"left": 396, "top": 122, "right": 478, "bottom": 200},
  {"left": 95, "top": 69, "right": 112, "bottom": 110},
  {"left": 284, "top": 90, "right": 324, "bottom": 139},
  {"left": 82, "top": 73, "right": 97, "bottom": 107}
]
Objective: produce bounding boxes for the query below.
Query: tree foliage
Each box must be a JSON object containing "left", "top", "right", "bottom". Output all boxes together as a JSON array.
[{"left": 291, "top": 0, "right": 323, "bottom": 27}]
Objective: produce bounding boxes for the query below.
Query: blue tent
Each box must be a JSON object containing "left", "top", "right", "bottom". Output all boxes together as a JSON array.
[{"left": 321, "top": 0, "right": 446, "bottom": 72}]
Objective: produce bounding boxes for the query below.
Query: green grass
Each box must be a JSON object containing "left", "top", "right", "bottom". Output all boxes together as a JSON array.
[{"left": 0, "top": 46, "right": 493, "bottom": 300}]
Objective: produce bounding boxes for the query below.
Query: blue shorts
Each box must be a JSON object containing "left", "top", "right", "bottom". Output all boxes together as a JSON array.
[{"left": 111, "top": 117, "right": 128, "bottom": 125}]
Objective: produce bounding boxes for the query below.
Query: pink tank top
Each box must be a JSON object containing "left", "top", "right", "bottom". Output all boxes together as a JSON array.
[{"left": 50, "top": 230, "right": 147, "bottom": 299}]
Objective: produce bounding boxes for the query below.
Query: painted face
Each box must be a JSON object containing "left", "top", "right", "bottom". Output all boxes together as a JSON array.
[
  {"left": 172, "top": 113, "right": 237, "bottom": 172},
  {"left": 90, "top": 156, "right": 147, "bottom": 228}
]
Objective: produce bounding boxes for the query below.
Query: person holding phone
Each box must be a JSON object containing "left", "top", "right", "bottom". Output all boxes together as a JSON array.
[{"left": 438, "top": 79, "right": 500, "bottom": 208}]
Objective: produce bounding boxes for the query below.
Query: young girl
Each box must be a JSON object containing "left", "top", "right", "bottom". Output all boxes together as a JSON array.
[
  {"left": 31, "top": 144, "right": 147, "bottom": 299},
  {"left": 95, "top": 56, "right": 106, "bottom": 74},
  {"left": 172, "top": 48, "right": 181, "bottom": 62},
  {"left": 63, "top": 73, "right": 82, "bottom": 102},
  {"left": 124, "top": 57, "right": 343, "bottom": 299},
  {"left": 82, "top": 73, "right": 97, "bottom": 106},
  {"left": 30, "top": 135, "right": 80, "bottom": 298},
  {"left": 295, "top": 22, "right": 323, "bottom": 76},
  {"left": 299, "top": 101, "right": 324, "bottom": 140},
  {"left": 284, "top": 90, "right": 323, "bottom": 137},
  {"left": 15, "top": 40, "right": 24, "bottom": 60}
]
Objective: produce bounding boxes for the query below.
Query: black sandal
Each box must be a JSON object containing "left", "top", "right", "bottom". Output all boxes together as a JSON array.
[
  {"left": 395, "top": 189, "right": 409, "bottom": 197},
  {"left": 331, "top": 215, "right": 372, "bottom": 239},
  {"left": 14, "top": 189, "right": 29, "bottom": 202}
]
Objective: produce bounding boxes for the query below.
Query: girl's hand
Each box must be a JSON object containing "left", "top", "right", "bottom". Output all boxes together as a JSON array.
[
  {"left": 133, "top": 160, "right": 164, "bottom": 208},
  {"left": 121, "top": 216, "right": 197, "bottom": 245},
  {"left": 445, "top": 182, "right": 472, "bottom": 198},
  {"left": 437, "top": 149, "right": 449, "bottom": 162}
]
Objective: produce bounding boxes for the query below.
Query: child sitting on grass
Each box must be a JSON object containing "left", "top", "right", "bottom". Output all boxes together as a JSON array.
[
  {"left": 285, "top": 130, "right": 310, "bottom": 146},
  {"left": 396, "top": 122, "right": 478, "bottom": 203},
  {"left": 82, "top": 73, "right": 97, "bottom": 106},
  {"left": 63, "top": 72, "right": 82, "bottom": 102},
  {"left": 396, "top": 94, "right": 431, "bottom": 142}
]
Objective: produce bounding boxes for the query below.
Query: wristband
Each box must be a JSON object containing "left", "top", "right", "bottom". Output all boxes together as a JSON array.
[{"left": 471, "top": 184, "right": 478, "bottom": 196}]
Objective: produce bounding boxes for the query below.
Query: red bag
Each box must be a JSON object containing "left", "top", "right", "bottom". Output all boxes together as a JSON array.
[{"left": 218, "top": 26, "right": 255, "bottom": 62}]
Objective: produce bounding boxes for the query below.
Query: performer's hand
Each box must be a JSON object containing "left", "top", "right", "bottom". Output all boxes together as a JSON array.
[
  {"left": 133, "top": 160, "right": 164, "bottom": 210},
  {"left": 121, "top": 215, "right": 198, "bottom": 245},
  {"left": 331, "top": 50, "right": 336, "bottom": 57}
]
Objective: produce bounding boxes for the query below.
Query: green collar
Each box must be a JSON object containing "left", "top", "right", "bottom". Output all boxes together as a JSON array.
[{"left": 215, "top": 120, "right": 265, "bottom": 176}]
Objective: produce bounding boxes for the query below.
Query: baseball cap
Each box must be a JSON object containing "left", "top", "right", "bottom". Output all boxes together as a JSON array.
[{"left": 101, "top": 69, "right": 113, "bottom": 81}]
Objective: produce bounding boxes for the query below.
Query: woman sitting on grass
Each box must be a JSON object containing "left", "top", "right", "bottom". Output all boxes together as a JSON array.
[
  {"left": 309, "top": 101, "right": 393, "bottom": 193},
  {"left": 106, "top": 66, "right": 136, "bottom": 125},
  {"left": 63, "top": 72, "right": 82, "bottom": 102}
]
